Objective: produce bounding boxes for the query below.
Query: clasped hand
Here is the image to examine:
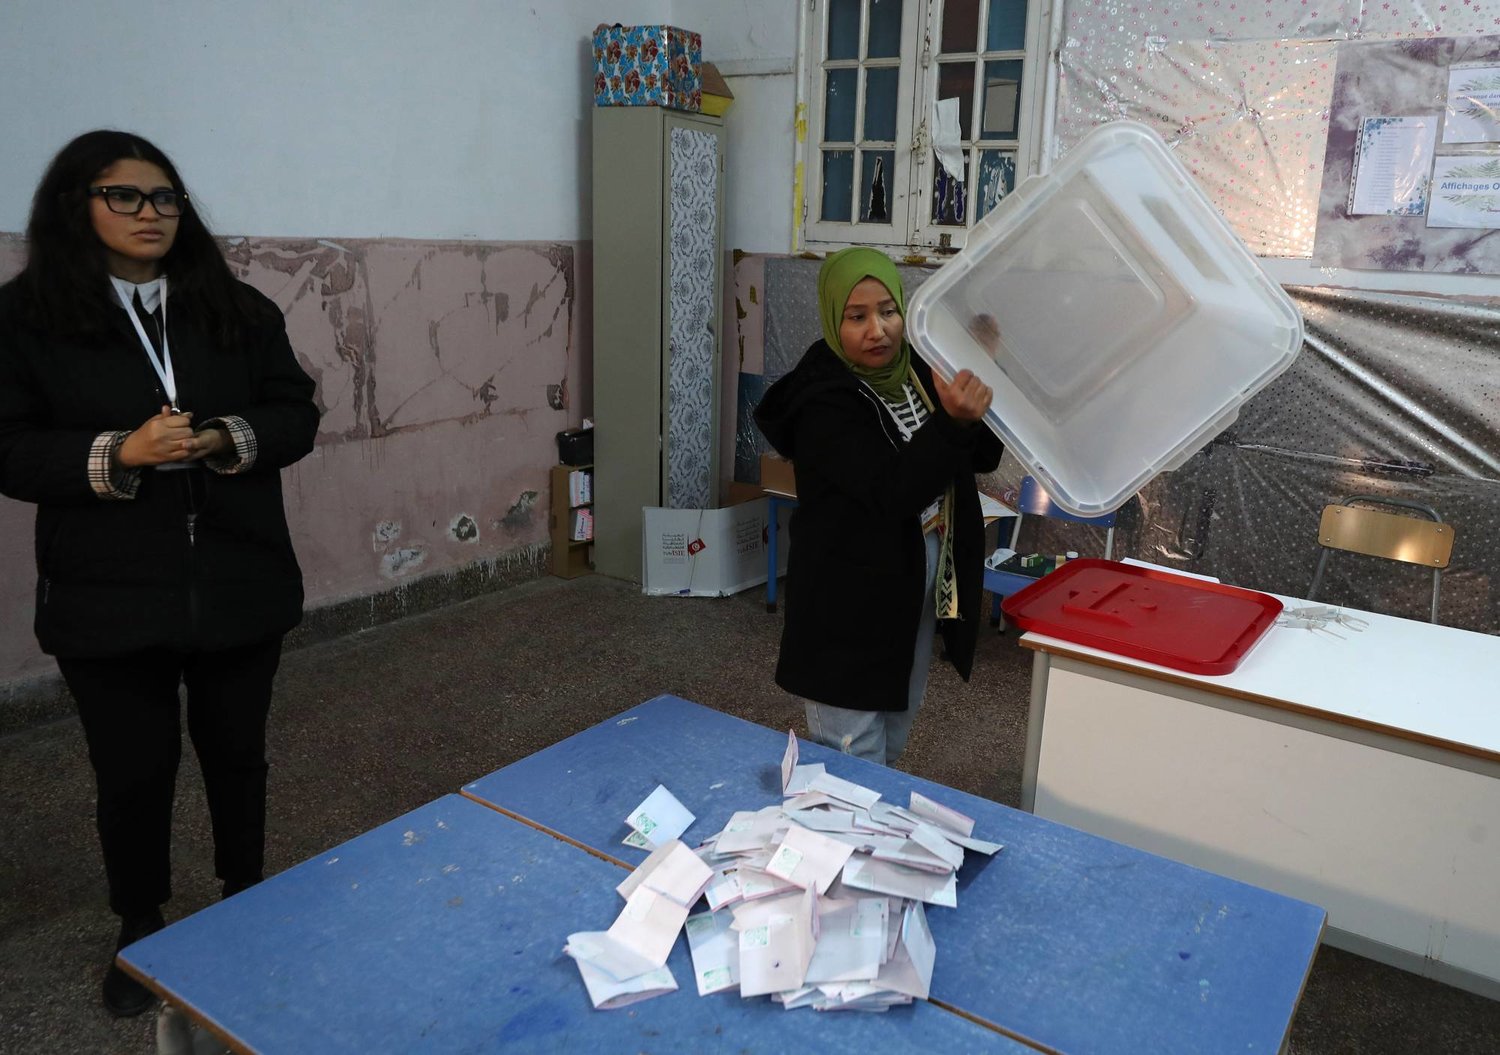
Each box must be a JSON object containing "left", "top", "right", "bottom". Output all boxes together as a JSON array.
[
  {"left": 116, "top": 405, "right": 227, "bottom": 468},
  {"left": 931, "top": 369, "right": 993, "bottom": 423}
]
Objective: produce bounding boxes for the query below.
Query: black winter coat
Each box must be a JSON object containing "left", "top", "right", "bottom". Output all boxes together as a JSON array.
[
  {"left": 0, "top": 279, "right": 320, "bottom": 658},
  {"left": 754, "top": 341, "right": 1003, "bottom": 712}
]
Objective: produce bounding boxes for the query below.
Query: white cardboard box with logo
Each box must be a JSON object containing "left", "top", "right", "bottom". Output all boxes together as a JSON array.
[{"left": 642, "top": 498, "right": 792, "bottom": 597}]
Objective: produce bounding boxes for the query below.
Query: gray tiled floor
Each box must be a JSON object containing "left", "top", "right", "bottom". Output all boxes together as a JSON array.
[{"left": 0, "top": 573, "right": 1496, "bottom": 1053}]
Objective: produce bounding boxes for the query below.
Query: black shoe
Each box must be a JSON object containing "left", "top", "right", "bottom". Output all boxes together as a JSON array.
[
  {"left": 102, "top": 963, "right": 155, "bottom": 1018},
  {"left": 103, "top": 910, "right": 164, "bottom": 1018},
  {"left": 222, "top": 875, "right": 262, "bottom": 900}
]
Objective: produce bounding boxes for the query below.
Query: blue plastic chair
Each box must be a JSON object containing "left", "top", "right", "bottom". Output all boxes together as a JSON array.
[{"left": 985, "top": 476, "right": 1117, "bottom": 629}]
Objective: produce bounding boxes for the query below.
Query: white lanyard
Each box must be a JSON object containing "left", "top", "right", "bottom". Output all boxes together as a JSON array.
[{"left": 110, "top": 276, "right": 177, "bottom": 410}]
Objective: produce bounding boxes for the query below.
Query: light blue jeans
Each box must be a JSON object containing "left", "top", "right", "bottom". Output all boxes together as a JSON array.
[{"left": 803, "top": 529, "right": 940, "bottom": 766}]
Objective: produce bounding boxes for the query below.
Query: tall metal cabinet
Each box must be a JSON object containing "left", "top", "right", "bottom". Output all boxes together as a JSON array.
[{"left": 591, "top": 106, "right": 725, "bottom": 582}]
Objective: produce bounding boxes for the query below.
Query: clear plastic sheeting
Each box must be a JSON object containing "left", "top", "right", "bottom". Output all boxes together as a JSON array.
[
  {"left": 991, "top": 443, "right": 1496, "bottom": 634},
  {"left": 1359, "top": 1, "right": 1498, "bottom": 38},
  {"left": 1239, "top": 287, "right": 1500, "bottom": 479},
  {"left": 1055, "top": 0, "right": 1500, "bottom": 259},
  {"left": 1134, "top": 445, "right": 1496, "bottom": 633},
  {"left": 989, "top": 286, "right": 1500, "bottom": 634},
  {"left": 1057, "top": 38, "right": 1338, "bottom": 256},
  {"left": 1058, "top": 0, "right": 1363, "bottom": 47}
]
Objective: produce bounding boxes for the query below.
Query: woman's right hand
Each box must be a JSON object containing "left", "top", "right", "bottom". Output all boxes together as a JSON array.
[{"left": 116, "top": 405, "right": 196, "bottom": 468}]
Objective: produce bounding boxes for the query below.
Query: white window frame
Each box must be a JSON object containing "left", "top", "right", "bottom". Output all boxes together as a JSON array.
[
  {"left": 796, "top": 0, "right": 1053, "bottom": 254},
  {"left": 800, "top": 0, "right": 923, "bottom": 248}
]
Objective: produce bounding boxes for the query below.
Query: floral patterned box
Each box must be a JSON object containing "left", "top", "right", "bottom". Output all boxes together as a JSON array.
[{"left": 592, "top": 24, "right": 702, "bottom": 112}]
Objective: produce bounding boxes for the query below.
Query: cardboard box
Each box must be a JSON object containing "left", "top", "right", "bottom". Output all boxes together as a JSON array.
[
  {"left": 642, "top": 498, "right": 792, "bottom": 597},
  {"left": 592, "top": 24, "right": 702, "bottom": 111},
  {"left": 700, "top": 61, "right": 734, "bottom": 117},
  {"left": 724, "top": 481, "right": 765, "bottom": 507},
  {"left": 759, "top": 453, "right": 797, "bottom": 497}
]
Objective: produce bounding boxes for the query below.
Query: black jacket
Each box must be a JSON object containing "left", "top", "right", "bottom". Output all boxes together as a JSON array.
[
  {"left": 0, "top": 279, "right": 320, "bottom": 658},
  {"left": 754, "top": 341, "right": 1003, "bottom": 712}
]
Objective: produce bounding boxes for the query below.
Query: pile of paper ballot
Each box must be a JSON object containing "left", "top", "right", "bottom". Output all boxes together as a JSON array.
[{"left": 563, "top": 731, "right": 1003, "bottom": 1011}]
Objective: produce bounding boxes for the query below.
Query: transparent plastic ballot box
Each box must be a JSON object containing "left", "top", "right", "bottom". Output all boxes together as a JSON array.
[{"left": 906, "top": 120, "right": 1303, "bottom": 517}]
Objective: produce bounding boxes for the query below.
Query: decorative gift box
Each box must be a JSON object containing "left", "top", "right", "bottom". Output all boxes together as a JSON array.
[{"left": 592, "top": 24, "right": 702, "bottom": 112}]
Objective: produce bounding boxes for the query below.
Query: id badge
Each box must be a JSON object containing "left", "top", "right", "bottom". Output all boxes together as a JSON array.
[{"left": 921, "top": 499, "right": 942, "bottom": 534}]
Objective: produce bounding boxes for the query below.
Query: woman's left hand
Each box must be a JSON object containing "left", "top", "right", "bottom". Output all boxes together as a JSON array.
[
  {"left": 932, "top": 369, "right": 992, "bottom": 423},
  {"left": 185, "top": 426, "right": 232, "bottom": 461}
]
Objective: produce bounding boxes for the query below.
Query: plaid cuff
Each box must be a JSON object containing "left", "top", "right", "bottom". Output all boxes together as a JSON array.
[
  {"left": 200, "top": 415, "right": 258, "bottom": 474},
  {"left": 88, "top": 431, "right": 141, "bottom": 500}
]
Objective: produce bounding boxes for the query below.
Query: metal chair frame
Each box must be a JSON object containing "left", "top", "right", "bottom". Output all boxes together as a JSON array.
[{"left": 1307, "top": 494, "right": 1453, "bottom": 624}]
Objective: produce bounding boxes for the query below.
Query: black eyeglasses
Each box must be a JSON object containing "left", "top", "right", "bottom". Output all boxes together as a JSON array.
[{"left": 88, "top": 185, "right": 188, "bottom": 217}]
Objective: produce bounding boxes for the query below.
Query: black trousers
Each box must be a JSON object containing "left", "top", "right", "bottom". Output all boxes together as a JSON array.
[{"left": 57, "top": 636, "right": 283, "bottom": 918}]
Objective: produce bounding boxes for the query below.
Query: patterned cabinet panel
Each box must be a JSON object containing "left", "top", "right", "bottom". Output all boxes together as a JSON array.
[
  {"left": 666, "top": 125, "right": 720, "bottom": 509},
  {"left": 591, "top": 106, "right": 723, "bottom": 582}
]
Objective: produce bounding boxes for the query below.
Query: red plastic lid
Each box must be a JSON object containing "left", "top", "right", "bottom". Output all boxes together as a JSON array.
[{"left": 1000, "top": 559, "right": 1282, "bottom": 675}]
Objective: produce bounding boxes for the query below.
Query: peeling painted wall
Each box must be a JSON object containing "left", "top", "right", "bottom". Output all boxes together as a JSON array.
[{"left": 0, "top": 234, "right": 584, "bottom": 687}]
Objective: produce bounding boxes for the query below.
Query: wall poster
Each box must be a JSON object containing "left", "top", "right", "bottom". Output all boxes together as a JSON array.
[{"left": 1313, "top": 36, "right": 1500, "bottom": 272}]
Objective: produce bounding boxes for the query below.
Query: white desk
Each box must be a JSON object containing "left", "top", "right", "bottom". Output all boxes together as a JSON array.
[{"left": 1019, "top": 599, "right": 1500, "bottom": 998}]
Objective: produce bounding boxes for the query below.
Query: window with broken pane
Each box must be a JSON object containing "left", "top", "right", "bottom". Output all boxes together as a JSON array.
[
  {"left": 803, "top": 0, "right": 1038, "bottom": 250},
  {"left": 860, "top": 150, "right": 897, "bottom": 223},
  {"left": 816, "top": 0, "right": 906, "bottom": 228},
  {"left": 916, "top": 0, "right": 1030, "bottom": 242},
  {"left": 976, "top": 150, "right": 1016, "bottom": 221}
]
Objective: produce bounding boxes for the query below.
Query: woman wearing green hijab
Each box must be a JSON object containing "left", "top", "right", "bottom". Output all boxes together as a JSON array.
[{"left": 754, "top": 248, "right": 1002, "bottom": 765}]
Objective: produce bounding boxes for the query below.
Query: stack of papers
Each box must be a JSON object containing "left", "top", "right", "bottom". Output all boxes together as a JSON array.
[
  {"left": 563, "top": 731, "right": 1003, "bottom": 1012},
  {"left": 568, "top": 469, "right": 593, "bottom": 505}
]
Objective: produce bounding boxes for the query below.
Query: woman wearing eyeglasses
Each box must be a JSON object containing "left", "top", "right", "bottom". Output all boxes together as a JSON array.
[{"left": 0, "top": 130, "right": 319, "bottom": 1016}]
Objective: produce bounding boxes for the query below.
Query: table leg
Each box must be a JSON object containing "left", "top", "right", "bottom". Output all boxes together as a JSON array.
[
  {"left": 1020, "top": 649, "right": 1050, "bottom": 813},
  {"left": 766, "top": 495, "right": 781, "bottom": 613}
]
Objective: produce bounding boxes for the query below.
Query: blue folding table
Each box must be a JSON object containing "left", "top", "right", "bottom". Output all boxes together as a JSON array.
[
  {"left": 463, "top": 694, "right": 1326, "bottom": 1055},
  {"left": 119, "top": 794, "right": 1032, "bottom": 1054}
]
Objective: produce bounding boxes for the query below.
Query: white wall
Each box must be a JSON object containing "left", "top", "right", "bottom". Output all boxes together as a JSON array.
[
  {"left": 688, "top": 0, "right": 800, "bottom": 73},
  {"left": 719, "top": 74, "right": 798, "bottom": 252},
  {"left": 0, "top": 0, "right": 678, "bottom": 241},
  {"left": 672, "top": 0, "right": 801, "bottom": 253},
  {"left": 0, "top": 1, "right": 801, "bottom": 249}
]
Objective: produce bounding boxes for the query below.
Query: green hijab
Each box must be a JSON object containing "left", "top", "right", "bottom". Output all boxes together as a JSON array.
[{"left": 817, "top": 247, "right": 913, "bottom": 402}]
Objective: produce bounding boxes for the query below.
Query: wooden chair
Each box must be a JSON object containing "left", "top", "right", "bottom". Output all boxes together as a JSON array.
[{"left": 1307, "top": 495, "right": 1455, "bottom": 623}]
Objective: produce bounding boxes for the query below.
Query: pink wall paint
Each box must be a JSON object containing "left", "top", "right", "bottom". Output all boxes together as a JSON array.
[{"left": 0, "top": 235, "right": 584, "bottom": 688}]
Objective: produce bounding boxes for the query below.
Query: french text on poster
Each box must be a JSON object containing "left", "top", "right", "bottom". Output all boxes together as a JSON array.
[
  {"left": 1444, "top": 64, "right": 1500, "bottom": 144},
  {"left": 1347, "top": 116, "right": 1437, "bottom": 216},
  {"left": 1427, "top": 154, "right": 1500, "bottom": 228}
]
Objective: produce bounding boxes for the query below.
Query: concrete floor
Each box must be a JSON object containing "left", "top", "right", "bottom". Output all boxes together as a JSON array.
[{"left": 1, "top": 573, "right": 1497, "bottom": 1054}]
